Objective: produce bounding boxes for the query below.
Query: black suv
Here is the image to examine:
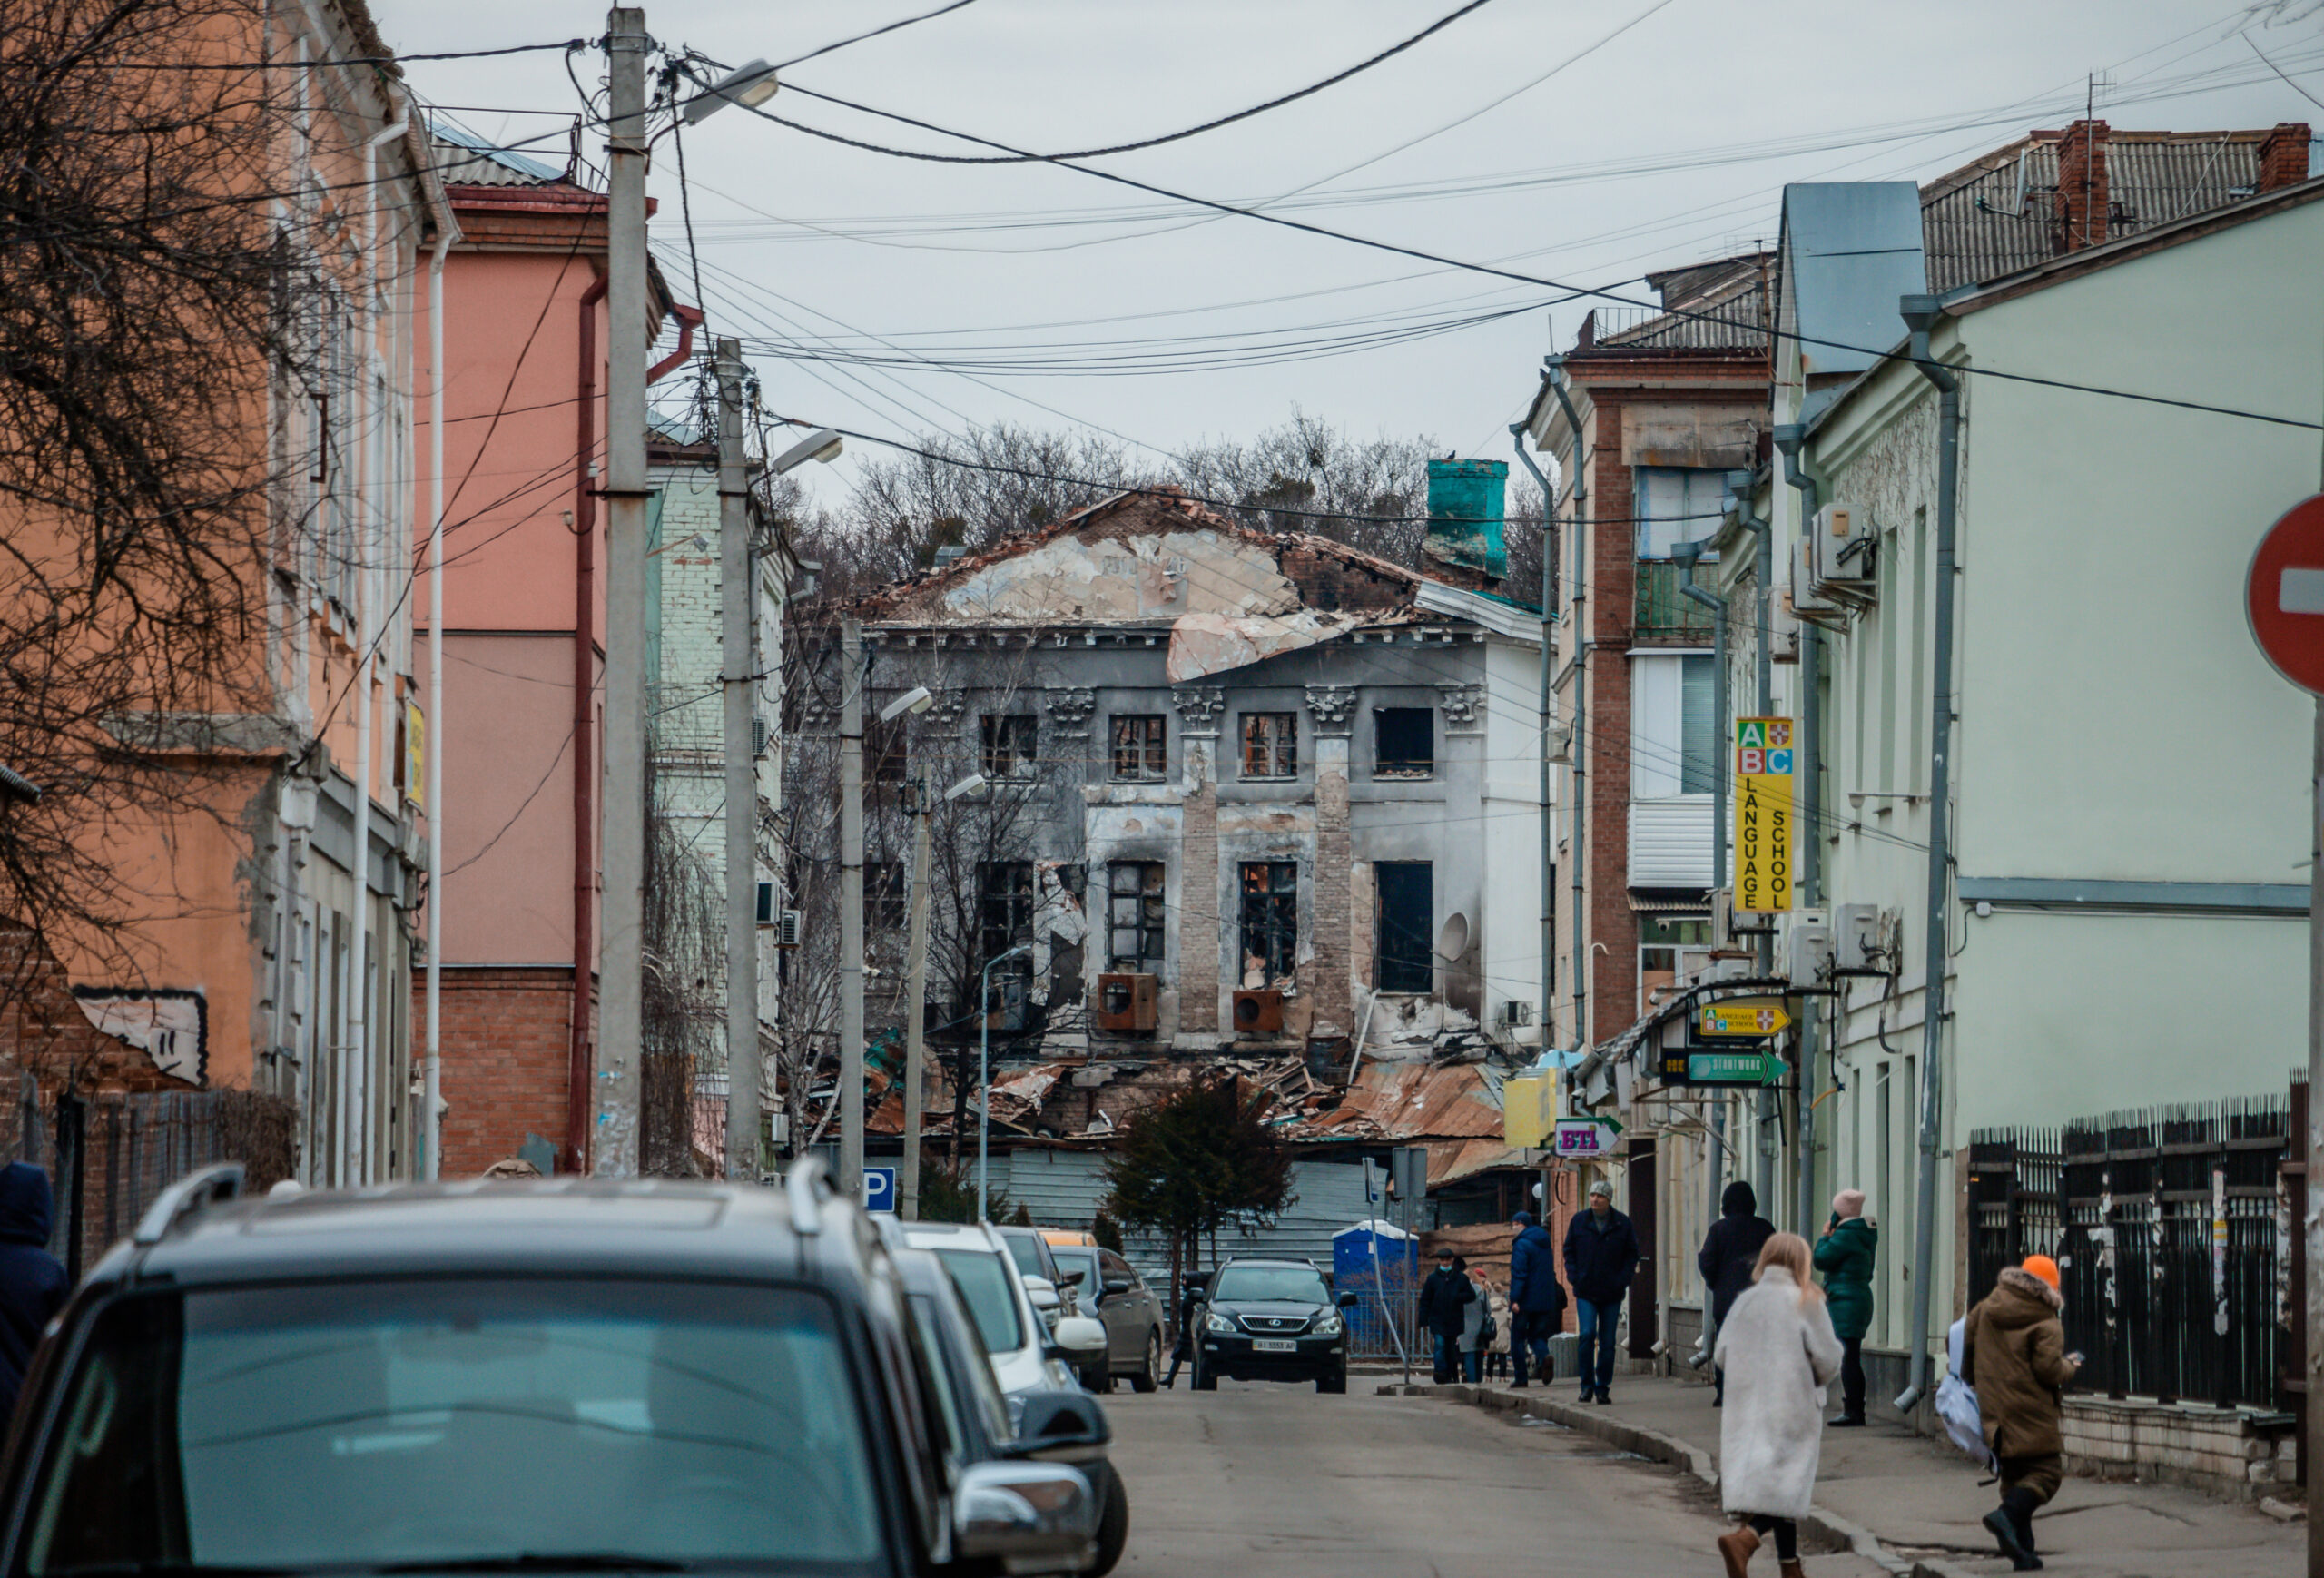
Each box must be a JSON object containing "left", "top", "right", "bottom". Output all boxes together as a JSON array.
[
  {"left": 1189, "top": 1257, "right": 1355, "bottom": 1394},
  {"left": 0, "top": 1163, "right": 1104, "bottom": 1578}
]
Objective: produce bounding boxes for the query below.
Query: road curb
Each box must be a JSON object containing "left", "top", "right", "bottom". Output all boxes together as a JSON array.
[{"left": 1389, "top": 1383, "right": 1927, "bottom": 1575}]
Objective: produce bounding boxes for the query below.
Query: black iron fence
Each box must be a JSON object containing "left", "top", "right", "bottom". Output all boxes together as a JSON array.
[{"left": 1968, "top": 1092, "right": 2292, "bottom": 1411}]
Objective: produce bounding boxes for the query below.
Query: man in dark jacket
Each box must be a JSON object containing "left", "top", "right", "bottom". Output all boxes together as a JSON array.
[
  {"left": 0, "top": 1163, "right": 66, "bottom": 1423},
  {"left": 1562, "top": 1177, "right": 1640, "bottom": 1405},
  {"left": 1162, "top": 1271, "right": 1208, "bottom": 1389},
  {"left": 1506, "top": 1208, "right": 1565, "bottom": 1388},
  {"left": 1416, "top": 1248, "right": 1473, "bottom": 1385},
  {"left": 1695, "top": 1179, "right": 1773, "bottom": 1406}
]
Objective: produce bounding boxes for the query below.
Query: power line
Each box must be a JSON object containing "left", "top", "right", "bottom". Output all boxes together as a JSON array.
[
  {"left": 774, "top": 0, "right": 986, "bottom": 72},
  {"left": 744, "top": 85, "right": 2324, "bottom": 432}
]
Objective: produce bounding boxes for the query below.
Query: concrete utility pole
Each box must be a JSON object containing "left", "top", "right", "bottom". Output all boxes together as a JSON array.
[
  {"left": 716, "top": 339, "right": 760, "bottom": 1180},
  {"left": 839, "top": 618, "right": 866, "bottom": 1200},
  {"left": 595, "top": 5, "right": 650, "bottom": 1176},
  {"left": 898, "top": 769, "right": 934, "bottom": 1218}
]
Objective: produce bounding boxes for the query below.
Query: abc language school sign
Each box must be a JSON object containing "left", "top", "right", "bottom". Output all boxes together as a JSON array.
[{"left": 1735, "top": 717, "right": 1794, "bottom": 915}]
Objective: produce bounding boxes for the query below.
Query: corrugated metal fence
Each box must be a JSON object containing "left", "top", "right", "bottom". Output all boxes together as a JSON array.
[{"left": 1968, "top": 1090, "right": 2292, "bottom": 1411}]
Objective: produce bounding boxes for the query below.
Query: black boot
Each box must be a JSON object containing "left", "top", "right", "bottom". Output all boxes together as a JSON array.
[{"left": 1983, "top": 1490, "right": 2043, "bottom": 1572}]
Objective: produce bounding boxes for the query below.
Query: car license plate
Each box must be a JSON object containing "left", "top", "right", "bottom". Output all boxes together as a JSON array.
[{"left": 1252, "top": 1338, "right": 1296, "bottom": 1353}]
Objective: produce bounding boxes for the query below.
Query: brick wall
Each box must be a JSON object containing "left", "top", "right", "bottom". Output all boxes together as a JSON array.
[
  {"left": 1585, "top": 400, "right": 1640, "bottom": 1042},
  {"left": 0, "top": 926, "right": 185, "bottom": 1093},
  {"left": 434, "top": 966, "right": 574, "bottom": 1175}
]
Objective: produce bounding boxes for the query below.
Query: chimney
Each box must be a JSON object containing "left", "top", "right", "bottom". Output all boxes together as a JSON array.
[
  {"left": 2259, "top": 123, "right": 2312, "bottom": 192},
  {"left": 2053, "top": 119, "right": 2111, "bottom": 252},
  {"left": 1423, "top": 458, "right": 1507, "bottom": 588}
]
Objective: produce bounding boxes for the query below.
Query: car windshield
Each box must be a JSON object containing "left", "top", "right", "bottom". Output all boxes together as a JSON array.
[
  {"left": 1210, "top": 1265, "right": 1331, "bottom": 1305},
  {"left": 932, "top": 1247, "right": 1027, "bottom": 1355},
  {"left": 1000, "top": 1233, "right": 1046, "bottom": 1278},
  {"left": 25, "top": 1279, "right": 883, "bottom": 1577}
]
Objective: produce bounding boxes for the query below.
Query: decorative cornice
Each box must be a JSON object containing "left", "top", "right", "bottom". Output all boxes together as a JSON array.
[
  {"left": 1170, "top": 685, "right": 1226, "bottom": 735},
  {"left": 1438, "top": 683, "right": 1484, "bottom": 733},
  {"left": 1305, "top": 685, "right": 1357, "bottom": 735},
  {"left": 1045, "top": 687, "right": 1097, "bottom": 730}
]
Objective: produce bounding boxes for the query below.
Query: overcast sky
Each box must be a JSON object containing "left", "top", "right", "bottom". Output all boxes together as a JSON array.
[{"left": 375, "top": 0, "right": 2324, "bottom": 505}]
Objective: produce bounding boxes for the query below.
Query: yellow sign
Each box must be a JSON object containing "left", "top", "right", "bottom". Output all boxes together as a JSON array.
[
  {"left": 1502, "top": 1071, "right": 1558, "bottom": 1150},
  {"left": 1699, "top": 997, "right": 1794, "bottom": 1038},
  {"left": 1735, "top": 716, "right": 1793, "bottom": 914},
  {"left": 403, "top": 703, "right": 427, "bottom": 812}
]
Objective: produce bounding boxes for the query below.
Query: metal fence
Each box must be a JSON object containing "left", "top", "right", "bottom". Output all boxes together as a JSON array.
[
  {"left": 9, "top": 1079, "right": 299, "bottom": 1282},
  {"left": 1968, "top": 1092, "right": 2292, "bottom": 1410}
]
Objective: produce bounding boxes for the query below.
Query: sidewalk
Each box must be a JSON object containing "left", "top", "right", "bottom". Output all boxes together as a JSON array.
[{"left": 1397, "top": 1372, "right": 2301, "bottom": 1577}]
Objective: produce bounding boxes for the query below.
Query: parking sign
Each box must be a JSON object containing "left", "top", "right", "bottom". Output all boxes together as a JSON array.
[{"left": 864, "top": 1166, "right": 897, "bottom": 1213}]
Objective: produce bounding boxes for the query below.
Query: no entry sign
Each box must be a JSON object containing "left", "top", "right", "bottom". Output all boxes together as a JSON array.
[{"left": 2246, "top": 494, "right": 2324, "bottom": 694}]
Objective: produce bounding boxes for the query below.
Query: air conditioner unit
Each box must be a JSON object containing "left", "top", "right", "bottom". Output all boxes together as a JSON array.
[
  {"left": 751, "top": 715, "right": 770, "bottom": 758},
  {"left": 1232, "top": 988, "right": 1285, "bottom": 1036},
  {"left": 1095, "top": 972, "right": 1158, "bottom": 1033},
  {"left": 1833, "top": 902, "right": 1896, "bottom": 974},
  {"left": 767, "top": 1111, "right": 789, "bottom": 1146},
  {"left": 1768, "top": 588, "right": 1801, "bottom": 665},
  {"left": 1778, "top": 908, "right": 1834, "bottom": 989},
  {"left": 1807, "top": 504, "right": 1876, "bottom": 606},
  {"left": 1789, "top": 538, "right": 1844, "bottom": 624},
  {"left": 1710, "top": 888, "right": 1734, "bottom": 950},
  {"left": 1499, "top": 1000, "right": 1535, "bottom": 1029}
]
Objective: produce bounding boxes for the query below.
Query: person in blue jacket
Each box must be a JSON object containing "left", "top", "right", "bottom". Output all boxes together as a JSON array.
[
  {"left": 0, "top": 1163, "right": 67, "bottom": 1423},
  {"left": 1563, "top": 1177, "right": 1641, "bottom": 1405},
  {"left": 1506, "top": 1208, "right": 1567, "bottom": 1387}
]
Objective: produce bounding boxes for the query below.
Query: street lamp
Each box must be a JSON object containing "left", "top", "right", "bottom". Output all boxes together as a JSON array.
[
  {"left": 682, "top": 59, "right": 780, "bottom": 125},
  {"left": 880, "top": 685, "right": 933, "bottom": 724},
  {"left": 772, "top": 428, "right": 844, "bottom": 475},
  {"left": 978, "top": 942, "right": 1033, "bottom": 1222}
]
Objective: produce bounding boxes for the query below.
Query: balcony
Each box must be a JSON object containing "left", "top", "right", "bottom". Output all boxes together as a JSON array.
[{"left": 1634, "top": 557, "right": 1718, "bottom": 643}]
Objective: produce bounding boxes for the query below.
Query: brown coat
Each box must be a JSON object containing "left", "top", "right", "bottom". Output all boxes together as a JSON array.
[{"left": 1965, "top": 1267, "right": 2080, "bottom": 1459}]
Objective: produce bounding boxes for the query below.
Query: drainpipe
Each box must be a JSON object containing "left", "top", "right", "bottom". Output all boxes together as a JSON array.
[
  {"left": 422, "top": 175, "right": 457, "bottom": 1181},
  {"left": 1510, "top": 411, "right": 1558, "bottom": 1060},
  {"left": 1893, "top": 293, "right": 1961, "bottom": 1415},
  {"left": 1676, "top": 547, "right": 1727, "bottom": 1276},
  {"left": 1545, "top": 357, "right": 1590, "bottom": 1064},
  {"left": 569, "top": 274, "right": 608, "bottom": 1174},
  {"left": 1774, "top": 425, "right": 1823, "bottom": 1236},
  {"left": 346, "top": 104, "right": 408, "bottom": 1186},
  {"left": 1724, "top": 477, "right": 1778, "bottom": 1206}
]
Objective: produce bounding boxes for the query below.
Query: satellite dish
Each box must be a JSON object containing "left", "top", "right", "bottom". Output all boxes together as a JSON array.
[{"left": 1435, "top": 912, "right": 1470, "bottom": 962}]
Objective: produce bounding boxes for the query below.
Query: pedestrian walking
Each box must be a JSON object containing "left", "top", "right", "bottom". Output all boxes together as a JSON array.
[
  {"left": 1161, "top": 1271, "right": 1208, "bottom": 1389},
  {"left": 1712, "top": 1233, "right": 1843, "bottom": 1578},
  {"left": 1697, "top": 1179, "right": 1775, "bottom": 1407},
  {"left": 0, "top": 1162, "right": 67, "bottom": 1424},
  {"left": 1506, "top": 1208, "right": 1567, "bottom": 1387},
  {"left": 1813, "top": 1188, "right": 1878, "bottom": 1426},
  {"left": 1964, "top": 1254, "right": 2082, "bottom": 1572},
  {"left": 1417, "top": 1247, "right": 1474, "bottom": 1385},
  {"left": 1459, "top": 1263, "right": 1492, "bottom": 1384},
  {"left": 1482, "top": 1277, "right": 1512, "bottom": 1380},
  {"left": 1562, "top": 1177, "right": 1640, "bottom": 1404}
]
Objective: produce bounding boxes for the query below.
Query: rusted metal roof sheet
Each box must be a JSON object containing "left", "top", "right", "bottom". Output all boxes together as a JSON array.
[{"left": 1288, "top": 1057, "right": 1503, "bottom": 1143}]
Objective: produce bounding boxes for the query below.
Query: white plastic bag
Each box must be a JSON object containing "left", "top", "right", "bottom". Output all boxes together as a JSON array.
[{"left": 1936, "top": 1317, "right": 1996, "bottom": 1471}]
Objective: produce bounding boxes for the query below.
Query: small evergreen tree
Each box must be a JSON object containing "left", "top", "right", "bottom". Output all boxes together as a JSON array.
[
  {"left": 1089, "top": 1208, "right": 1126, "bottom": 1254},
  {"left": 1101, "top": 1074, "right": 1295, "bottom": 1326}
]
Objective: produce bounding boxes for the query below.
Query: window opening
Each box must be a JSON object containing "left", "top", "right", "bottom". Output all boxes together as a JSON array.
[
  {"left": 1373, "top": 708, "right": 1434, "bottom": 777},
  {"left": 1106, "top": 862, "right": 1166, "bottom": 971},
  {"left": 1240, "top": 713, "right": 1298, "bottom": 779},
  {"left": 1238, "top": 861, "right": 1298, "bottom": 987},
  {"left": 977, "top": 862, "right": 1036, "bottom": 989},
  {"left": 980, "top": 715, "right": 1038, "bottom": 780},
  {"left": 1374, "top": 863, "right": 1433, "bottom": 992},
  {"left": 1110, "top": 715, "right": 1167, "bottom": 781}
]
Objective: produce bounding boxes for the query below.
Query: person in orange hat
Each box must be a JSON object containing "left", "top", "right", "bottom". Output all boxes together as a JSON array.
[{"left": 1964, "top": 1255, "right": 2083, "bottom": 1570}]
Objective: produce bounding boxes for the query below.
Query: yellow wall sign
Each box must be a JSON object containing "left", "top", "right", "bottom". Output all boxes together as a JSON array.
[{"left": 1735, "top": 716, "right": 1793, "bottom": 913}]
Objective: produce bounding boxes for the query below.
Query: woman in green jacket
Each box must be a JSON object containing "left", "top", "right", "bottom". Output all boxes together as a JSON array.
[{"left": 1813, "top": 1190, "right": 1877, "bottom": 1426}]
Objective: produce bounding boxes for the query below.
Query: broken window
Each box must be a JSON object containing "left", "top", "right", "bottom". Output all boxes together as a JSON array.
[
  {"left": 1240, "top": 713, "right": 1298, "bottom": 779},
  {"left": 1374, "top": 707, "right": 1434, "bottom": 777},
  {"left": 980, "top": 714, "right": 1038, "bottom": 780},
  {"left": 978, "top": 861, "right": 1036, "bottom": 985},
  {"left": 1110, "top": 715, "right": 1167, "bottom": 781},
  {"left": 867, "top": 715, "right": 909, "bottom": 784},
  {"left": 1238, "top": 861, "right": 1298, "bottom": 987},
  {"left": 1107, "top": 861, "right": 1166, "bottom": 971},
  {"left": 1374, "top": 862, "right": 1433, "bottom": 993},
  {"left": 865, "top": 861, "right": 908, "bottom": 934}
]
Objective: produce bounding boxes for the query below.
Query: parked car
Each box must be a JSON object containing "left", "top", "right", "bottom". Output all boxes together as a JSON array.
[
  {"left": 892, "top": 1246, "right": 1129, "bottom": 1577},
  {"left": 1191, "top": 1255, "right": 1357, "bottom": 1394},
  {"left": 997, "top": 1221, "right": 1078, "bottom": 1331},
  {"left": 2, "top": 1163, "right": 1099, "bottom": 1578},
  {"left": 1049, "top": 1243, "right": 1164, "bottom": 1393}
]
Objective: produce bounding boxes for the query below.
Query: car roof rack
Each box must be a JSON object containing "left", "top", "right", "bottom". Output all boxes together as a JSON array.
[
  {"left": 785, "top": 1154, "right": 831, "bottom": 1237},
  {"left": 133, "top": 1163, "right": 245, "bottom": 1246}
]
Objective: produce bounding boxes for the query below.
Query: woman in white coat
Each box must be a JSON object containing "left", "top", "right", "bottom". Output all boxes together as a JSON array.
[{"left": 1712, "top": 1233, "right": 1843, "bottom": 1578}]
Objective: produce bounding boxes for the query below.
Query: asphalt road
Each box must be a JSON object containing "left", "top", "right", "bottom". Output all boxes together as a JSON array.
[{"left": 1101, "top": 1376, "right": 1886, "bottom": 1577}]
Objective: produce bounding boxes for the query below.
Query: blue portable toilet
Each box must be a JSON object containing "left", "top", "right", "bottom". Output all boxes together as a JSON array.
[{"left": 1332, "top": 1218, "right": 1417, "bottom": 1294}]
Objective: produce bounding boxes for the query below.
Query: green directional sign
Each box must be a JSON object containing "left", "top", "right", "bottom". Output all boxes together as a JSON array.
[{"left": 1676, "top": 1049, "right": 1788, "bottom": 1087}]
